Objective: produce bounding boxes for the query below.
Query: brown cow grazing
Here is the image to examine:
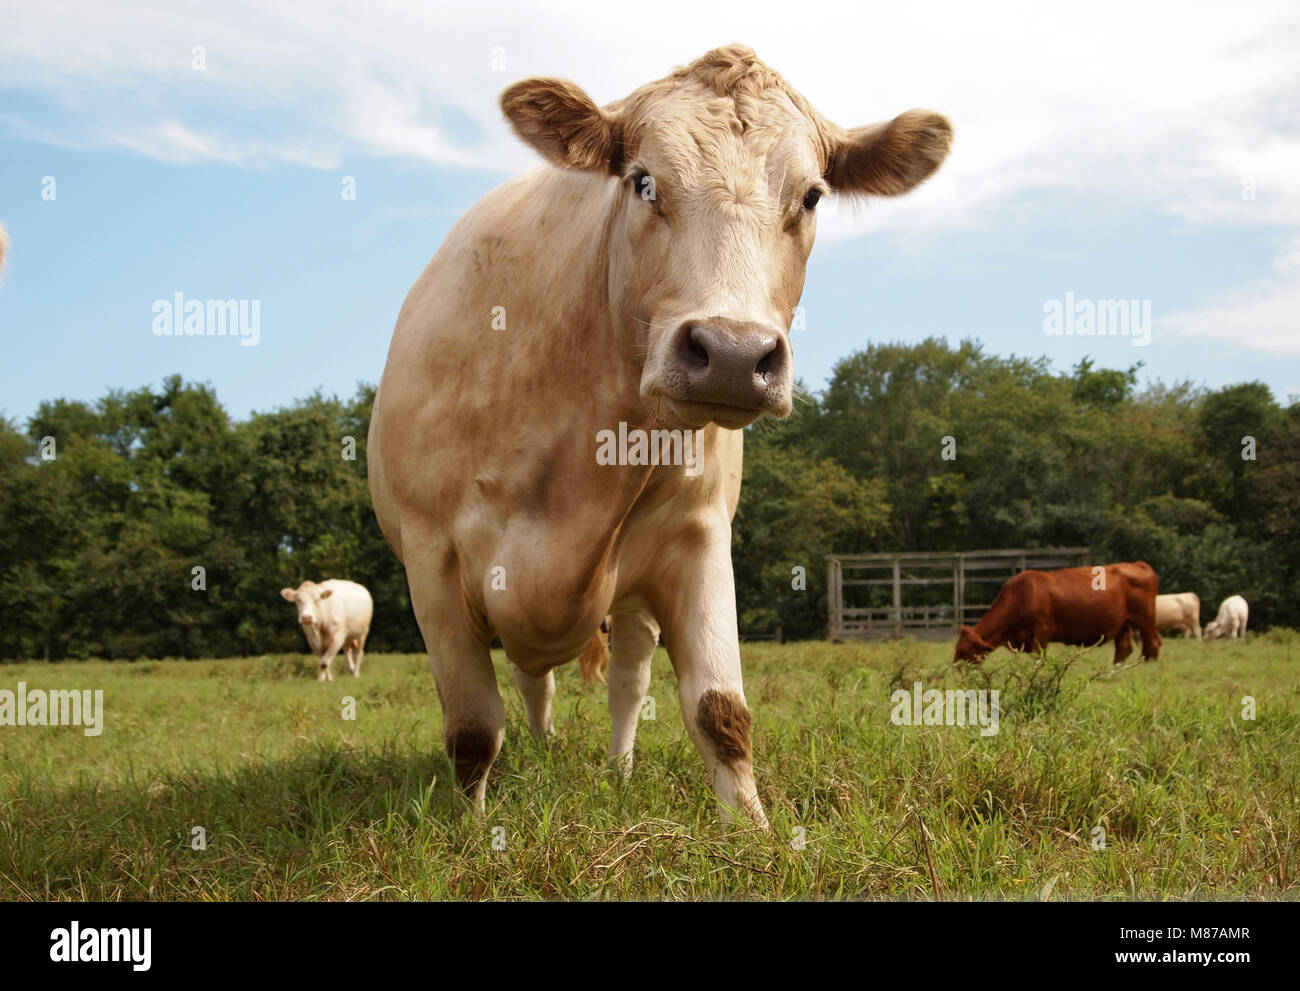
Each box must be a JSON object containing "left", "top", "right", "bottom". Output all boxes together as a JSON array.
[{"left": 954, "top": 561, "right": 1161, "bottom": 665}]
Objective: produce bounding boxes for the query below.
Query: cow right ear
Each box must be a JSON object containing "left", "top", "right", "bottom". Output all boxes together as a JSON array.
[
  {"left": 826, "top": 110, "right": 952, "bottom": 198},
  {"left": 280, "top": 587, "right": 296, "bottom": 601},
  {"left": 500, "top": 77, "right": 617, "bottom": 174}
]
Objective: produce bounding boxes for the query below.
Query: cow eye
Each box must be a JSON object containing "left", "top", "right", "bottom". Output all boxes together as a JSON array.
[
  {"left": 628, "top": 168, "right": 666, "bottom": 220},
  {"left": 629, "top": 169, "right": 657, "bottom": 203},
  {"left": 802, "top": 187, "right": 822, "bottom": 211}
]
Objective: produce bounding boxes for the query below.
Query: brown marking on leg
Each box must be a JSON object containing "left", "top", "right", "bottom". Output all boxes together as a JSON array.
[
  {"left": 446, "top": 725, "right": 496, "bottom": 793},
  {"left": 696, "top": 690, "right": 752, "bottom": 767}
]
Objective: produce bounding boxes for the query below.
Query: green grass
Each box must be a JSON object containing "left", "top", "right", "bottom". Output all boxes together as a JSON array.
[{"left": 1, "top": 633, "right": 1298, "bottom": 900}]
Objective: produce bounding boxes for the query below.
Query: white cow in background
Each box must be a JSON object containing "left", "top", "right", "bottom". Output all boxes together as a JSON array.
[
  {"left": 1204, "top": 595, "right": 1249, "bottom": 640},
  {"left": 280, "top": 580, "right": 374, "bottom": 680},
  {"left": 1155, "top": 592, "right": 1202, "bottom": 640}
]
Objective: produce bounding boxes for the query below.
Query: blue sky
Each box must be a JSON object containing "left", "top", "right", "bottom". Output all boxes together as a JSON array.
[{"left": 2, "top": 0, "right": 1298, "bottom": 426}]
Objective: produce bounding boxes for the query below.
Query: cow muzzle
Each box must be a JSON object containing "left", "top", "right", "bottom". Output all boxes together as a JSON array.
[{"left": 660, "top": 318, "right": 792, "bottom": 427}]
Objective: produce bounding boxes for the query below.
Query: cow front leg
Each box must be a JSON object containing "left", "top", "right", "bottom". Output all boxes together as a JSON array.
[
  {"left": 343, "top": 641, "right": 359, "bottom": 676},
  {"left": 607, "top": 610, "right": 658, "bottom": 778},
  {"left": 652, "top": 527, "right": 769, "bottom": 830},
  {"left": 318, "top": 638, "right": 344, "bottom": 681},
  {"left": 407, "top": 556, "right": 505, "bottom": 812},
  {"left": 1137, "top": 619, "right": 1161, "bottom": 661},
  {"left": 512, "top": 664, "right": 555, "bottom": 738}
]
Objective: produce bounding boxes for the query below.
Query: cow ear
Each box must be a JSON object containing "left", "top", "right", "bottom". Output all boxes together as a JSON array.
[
  {"left": 501, "top": 77, "right": 617, "bottom": 173},
  {"left": 280, "top": 587, "right": 296, "bottom": 601},
  {"left": 826, "top": 110, "right": 952, "bottom": 197},
  {"left": 318, "top": 588, "right": 333, "bottom": 600}
]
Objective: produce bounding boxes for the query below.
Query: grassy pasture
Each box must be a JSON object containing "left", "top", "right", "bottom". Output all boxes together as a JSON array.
[{"left": 1, "top": 633, "right": 1297, "bottom": 900}]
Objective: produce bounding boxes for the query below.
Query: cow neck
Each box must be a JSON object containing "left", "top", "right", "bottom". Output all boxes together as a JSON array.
[{"left": 549, "top": 168, "right": 661, "bottom": 525}]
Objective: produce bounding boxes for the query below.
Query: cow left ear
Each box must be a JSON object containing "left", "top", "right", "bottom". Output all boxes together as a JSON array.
[
  {"left": 500, "top": 77, "right": 617, "bottom": 173},
  {"left": 826, "top": 110, "right": 952, "bottom": 197}
]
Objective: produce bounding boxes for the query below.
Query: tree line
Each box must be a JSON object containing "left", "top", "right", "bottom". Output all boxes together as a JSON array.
[{"left": 2, "top": 338, "right": 1296, "bottom": 659}]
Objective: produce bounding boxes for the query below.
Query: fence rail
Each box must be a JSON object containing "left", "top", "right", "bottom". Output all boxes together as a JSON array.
[{"left": 827, "top": 548, "right": 1091, "bottom": 641}]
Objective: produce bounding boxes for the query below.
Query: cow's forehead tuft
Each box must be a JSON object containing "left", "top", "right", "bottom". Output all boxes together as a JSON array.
[
  {"left": 616, "top": 47, "right": 831, "bottom": 172},
  {"left": 673, "top": 44, "right": 788, "bottom": 101}
]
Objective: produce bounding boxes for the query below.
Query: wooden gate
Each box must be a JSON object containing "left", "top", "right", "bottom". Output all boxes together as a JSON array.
[{"left": 826, "top": 548, "right": 1091, "bottom": 641}]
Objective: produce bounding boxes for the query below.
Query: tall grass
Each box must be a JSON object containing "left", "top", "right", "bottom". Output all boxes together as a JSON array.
[{"left": 0, "top": 634, "right": 1296, "bottom": 900}]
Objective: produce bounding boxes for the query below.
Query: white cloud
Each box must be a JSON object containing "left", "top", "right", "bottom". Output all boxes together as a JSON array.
[
  {"left": 1274, "top": 235, "right": 1300, "bottom": 273},
  {"left": 0, "top": 0, "right": 1297, "bottom": 242},
  {"left": 1158, "top": 236, "right": 1300, "bottom": 354},
  {"left": 105, "top": 120, "right": 341, "bottom": 168}
]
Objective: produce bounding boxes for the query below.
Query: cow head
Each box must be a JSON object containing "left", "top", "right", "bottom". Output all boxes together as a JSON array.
[
  {"left": 1203, "top": 620, "right": 1224, "bottom": 640},
  {"left": 954, "top": 625, "right": 994, "bottom": 663},
  {"left": 501, "top": 45, "right": 952, "bottom": 429},
  {"left": 280, "top": 581, "right": 333, "bottom": 628}
]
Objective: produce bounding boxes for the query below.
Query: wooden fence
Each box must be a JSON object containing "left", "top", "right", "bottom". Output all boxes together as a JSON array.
[{"left": 827, "top": 548, "right": 1091, "bottom": 641}]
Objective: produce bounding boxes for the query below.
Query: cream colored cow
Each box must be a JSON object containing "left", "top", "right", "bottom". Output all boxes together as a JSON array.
[
  {"left": 1205, "top": 595, "right": 1249, "bottom": 640},
  {"left": 1155, "top": 592, "right": 1202, "bottom": 640},
  {"left": 280, "top": 580, "right": 374, "bottom": 681},
  {"left": 368, "top": 45, "right": 951, "bottom": 826}
]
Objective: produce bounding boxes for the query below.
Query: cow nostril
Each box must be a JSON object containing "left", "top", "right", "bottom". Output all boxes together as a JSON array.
[
  {"left": 683, "top": 324, "right": 710, "bottom": 369},
  {"left": 755, "top": 344, "right": 778, "bottom": 379}
]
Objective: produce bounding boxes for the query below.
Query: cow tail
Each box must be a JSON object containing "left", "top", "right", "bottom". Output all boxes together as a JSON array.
[{"left": 577, "top": 631, "right": 609, "bottom": 686}]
